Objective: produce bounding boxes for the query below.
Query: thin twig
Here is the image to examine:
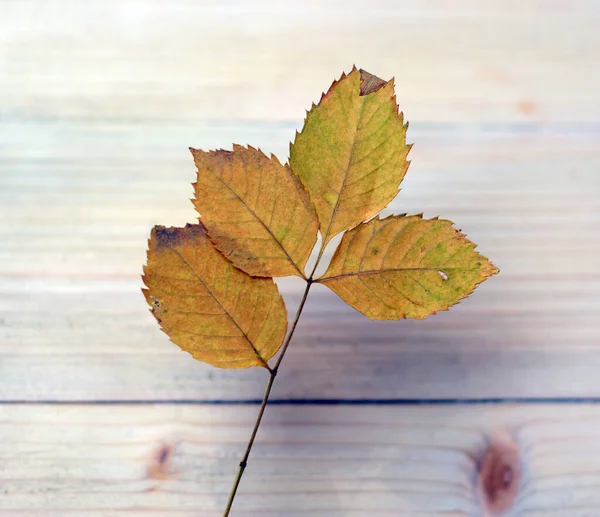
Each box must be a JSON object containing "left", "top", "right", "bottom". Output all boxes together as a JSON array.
[{"left": 222, "top": 276, "right": 315, "bottom": 517}]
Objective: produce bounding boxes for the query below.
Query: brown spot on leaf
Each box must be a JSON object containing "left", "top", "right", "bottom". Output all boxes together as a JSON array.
[
  {"left": 359, "top": 69, "right": 388, "bottom": 95},
  {"left": 151, "top": 223, "right": 207, "bottom": 250},
  {"left": 212, "top": 148, "right": 234, "bottom": 164},
  {"left": 478, "top": 432, "right": 520, "bottom": 514}
]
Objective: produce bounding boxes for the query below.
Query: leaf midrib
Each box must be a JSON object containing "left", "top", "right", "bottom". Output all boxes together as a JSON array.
[
  {"left": 321, "top": 90, "right": 367, "bottom": 246},
  {"left": 205, "top": 165, "right": 305, "bottom": 278},
  {"left": 318, "top": 266, "right": 484, "bottom": 282},
  {"left": 173, "top": 249, "right": 269, "bottom": 368}
]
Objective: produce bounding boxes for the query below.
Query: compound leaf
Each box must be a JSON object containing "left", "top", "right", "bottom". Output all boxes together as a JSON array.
[
  {"left": 142, "top": 223, "right": 288, "bottom": 369},
  {"left": 289, "top": 66, "right": 411, "bottom": 246},
  {"left": 191, "top": 145, "right": 318, "bottom": 278},
  {"left": 317, "top": 215, "right": 498, "bottom": 320}
]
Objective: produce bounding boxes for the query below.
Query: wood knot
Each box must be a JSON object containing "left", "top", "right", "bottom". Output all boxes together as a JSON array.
[
  {"left": 478, "top": 432, "right": 520, "bottom": 514},
  {"left": 147, "top": 441, "right": 175, "bottom": 481}
]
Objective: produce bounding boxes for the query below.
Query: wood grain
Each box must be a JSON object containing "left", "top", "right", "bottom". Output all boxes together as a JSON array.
[
  {"left": 2, "top": 1, "right": 600, "bottom": 513},
  {"left": 2, "top": 404, "right": 600, "bottom": 515},
  {"left": 2, "top": 124, "right": 598, "bottom": 400},
  {"left": 1, "top": 0, "right": 599, "bottom": 123}
]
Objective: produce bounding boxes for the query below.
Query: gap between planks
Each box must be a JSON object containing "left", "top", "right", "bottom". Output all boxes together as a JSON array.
[{"left": 4, "top": 398, "right": 600, "bottom": 405}]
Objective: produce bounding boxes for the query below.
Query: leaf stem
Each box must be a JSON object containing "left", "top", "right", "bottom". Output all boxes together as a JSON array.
[{"left": 222, "top": 277, "right": 314, "bottom": 517}]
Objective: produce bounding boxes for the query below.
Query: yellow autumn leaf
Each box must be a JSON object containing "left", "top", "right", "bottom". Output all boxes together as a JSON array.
[
  {"left": 289, "top": 66, "right": 411, "bottom": 246},
  {"left": 142, "top": 223, "right": 288, "bottom": 369},
  {"left": 190, "top": 145, "right": 318, "bottom": 278},
  {"left": 317, "top": 215, "right": 498, "bottom": 320}
]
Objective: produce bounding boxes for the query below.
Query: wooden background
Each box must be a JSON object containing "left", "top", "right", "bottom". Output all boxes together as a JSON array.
[{"left": 1, "top": 0, "right": 600, "bottom": 514}]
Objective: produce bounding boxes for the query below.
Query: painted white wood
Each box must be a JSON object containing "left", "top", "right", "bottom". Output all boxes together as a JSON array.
[
  {"left": 1, "top": 125, "right": 598, "bottom": 400},
  {"left": 1, "top": 0, "right": 599, "bottom": 124},
  {"left": 2, "top": 1, "right": 600, "bottom": 514}
]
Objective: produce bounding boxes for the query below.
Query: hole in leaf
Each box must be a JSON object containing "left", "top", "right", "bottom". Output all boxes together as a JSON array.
[
  {"left": 438, "top": 270, "right": 448, "bottom": 281},
  {"left": 150, "top": 296, "right": 162, "bottom": 312}
]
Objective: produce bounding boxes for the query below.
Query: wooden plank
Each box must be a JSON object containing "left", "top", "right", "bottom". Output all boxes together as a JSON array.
[
  {"left": 1, "top": 0, "right": 600, "bottom": 124},
  {"left": 2, "top": 403, "right": 600, "bottom": 515},
  {"left": 2, "top": 287, "right": 600, "bottom": 401},
  {"left": 1, "top": 122, "right": 599, "bottom": 400}
]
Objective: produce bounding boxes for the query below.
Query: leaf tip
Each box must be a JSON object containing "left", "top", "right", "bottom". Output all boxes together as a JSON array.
[
  {"left": 189, "top": 146, "right": 203, "bottom": 160},
  {"left": 487, "top": 260, "right": 501, "bottom": 277},
  {"left": 359, "top": 68, "right": 388, "bottom": 96}
]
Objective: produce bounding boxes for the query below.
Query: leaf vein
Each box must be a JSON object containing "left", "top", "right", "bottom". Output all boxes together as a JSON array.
[{"left": 172, "top": 248, "right": 269, "bottom": 367}]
